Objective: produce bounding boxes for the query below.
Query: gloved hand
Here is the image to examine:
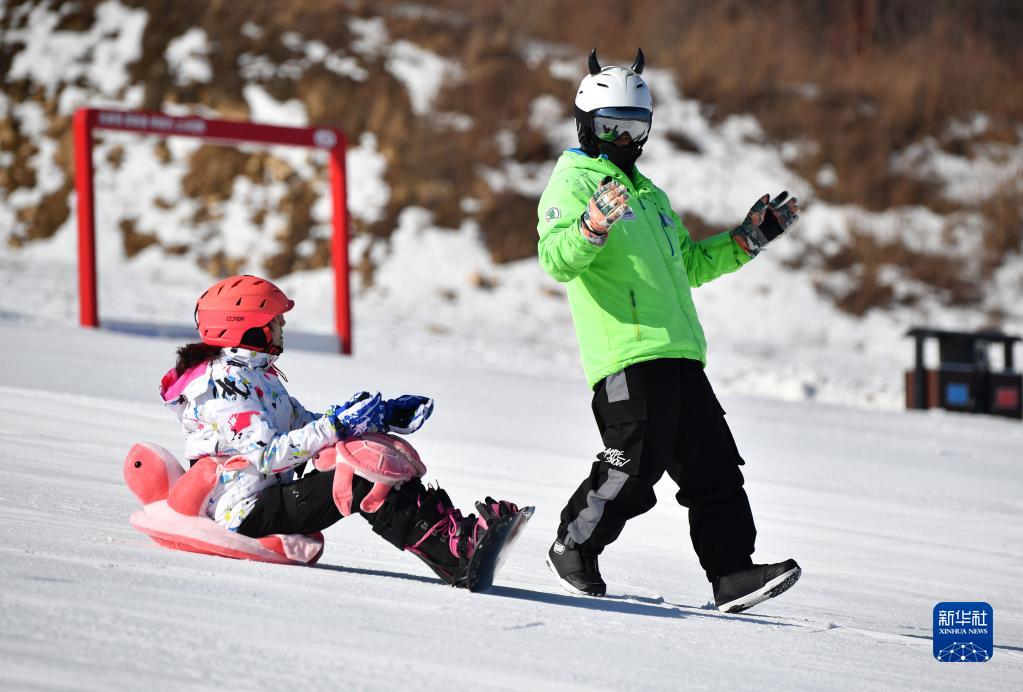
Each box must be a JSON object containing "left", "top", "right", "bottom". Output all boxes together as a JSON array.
[
  {"left": 760, "top": 191, "right": 799, "bottom": 240},
  {"left": 731, "top": 191, "right": 800, "bottom": 257},
  {"left": 579, "top": 176, "right": 630, "bottom": 246},
  {"left": 326, "top": 391, "right": 385, "bottom": 438},
  {"left": 383, "top": 395, "right": 434, "bottom": 435}
]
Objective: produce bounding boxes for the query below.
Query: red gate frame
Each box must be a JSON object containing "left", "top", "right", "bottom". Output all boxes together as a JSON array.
[{"left": 72, "top": 107, "right": 352, "bottom": 354}]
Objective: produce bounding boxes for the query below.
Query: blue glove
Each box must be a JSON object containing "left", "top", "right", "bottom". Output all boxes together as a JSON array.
[
  {"left": 383, "top": 395, "right": 434, "bottom": 435},
  {"left": 326, "top": 391, "right": 385, "bottom": 438}
]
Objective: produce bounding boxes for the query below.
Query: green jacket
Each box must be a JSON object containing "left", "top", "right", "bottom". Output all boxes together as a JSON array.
[{"left": 536, "top": 149, "right": 753, "bottom": 388}]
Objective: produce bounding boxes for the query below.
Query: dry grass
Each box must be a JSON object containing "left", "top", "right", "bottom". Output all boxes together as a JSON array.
[
  {"left": 392, "top": 0, "right": 1023, "bottom": 329},
  {"left": 181, "top": 146, "right": 250, "bottom": 202},
  {"left": 444, "top": 0, "right": 1023, "bottom": 214},
  {"left": 793, "top": 224, "right": 987, "bottom": 317},
  {"left": 2, "top": 0, "right": 1021, "bottom": 317},
  {"left": 792, "top": 172, "right": 1022, "bottom": 317},
  {"left": 476, "top": 191, "right": 540, "bottom": 263},
  {"left": 677, "top": 212, "right": 724, "bottom": 242},
  {"left": 119, "top": 217, "right": 159, "bottom": 257},
  {"left": 979, "top": 177, "right": 1023, "bottom": 274}
]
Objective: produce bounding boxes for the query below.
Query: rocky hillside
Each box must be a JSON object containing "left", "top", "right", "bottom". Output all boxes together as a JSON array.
[{"left": 2, "top": 0, "right": 1022, "bottom": 322}]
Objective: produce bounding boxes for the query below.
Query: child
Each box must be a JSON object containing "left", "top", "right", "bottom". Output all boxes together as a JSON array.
[{"left": 159, "top": 274, "right": 518, "bottom": 584}]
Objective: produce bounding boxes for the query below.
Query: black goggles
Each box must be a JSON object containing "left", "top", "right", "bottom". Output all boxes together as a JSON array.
[{"left": 592, "top": 107, "right": 652, "bottom": 143}]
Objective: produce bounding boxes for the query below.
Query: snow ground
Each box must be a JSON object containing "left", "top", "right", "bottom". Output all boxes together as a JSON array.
[{"left": 1, "top": 320, "right": 1021, "bottom": 691}]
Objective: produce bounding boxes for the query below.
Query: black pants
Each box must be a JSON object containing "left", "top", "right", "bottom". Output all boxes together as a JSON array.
[
  {"left": 237, "top": 470, "right": 430, "bottom": 552},
  {"left": 557, "top": 358, "right": 757, "bottom": 580},
  {"left": 237, "top": 469, "right": 372, "bottom": 537}
]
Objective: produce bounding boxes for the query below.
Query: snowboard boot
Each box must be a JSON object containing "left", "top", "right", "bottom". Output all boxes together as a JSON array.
[
  {"left": 364, "top": 477, "right": 521, "bottom": 588},
  {"left": 546, "top": 539, "right": 606, "bottom": 597},
  {"left": 713, "top": 559, "right": 801, "bottom": 613},
  {"left": 405, "top": 492, "right": 521, "bottom": 586},
  {"left": 403, "top": 486, "right": 478, "bottom": 585}
]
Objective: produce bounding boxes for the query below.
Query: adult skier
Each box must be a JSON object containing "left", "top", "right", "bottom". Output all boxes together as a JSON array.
[
  {"left": 159, "top": 274, "right": 520, "bottom": 585},
  {"left": 537, "top": 49, "right": 801, "bottom": 612}
]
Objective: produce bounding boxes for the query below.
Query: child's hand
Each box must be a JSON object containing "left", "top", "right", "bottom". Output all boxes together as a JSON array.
[
  {"left": 326, "top": 391, "right": 385, "bottom": 438},
  {"left": 383, "top": 395, "right": 434, "bottom": 434}
]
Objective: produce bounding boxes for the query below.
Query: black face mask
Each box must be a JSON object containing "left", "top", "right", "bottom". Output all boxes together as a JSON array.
[
  {"left": 239, "top": 324, "right": 283, "bottom": 355},
  {"left": 598, "top": 140, "right": 644, "bottom": 174}
]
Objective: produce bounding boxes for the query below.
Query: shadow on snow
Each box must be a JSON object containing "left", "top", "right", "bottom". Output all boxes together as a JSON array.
[{"left": 315, "top": 561, "right": 801, "bottom": 626}]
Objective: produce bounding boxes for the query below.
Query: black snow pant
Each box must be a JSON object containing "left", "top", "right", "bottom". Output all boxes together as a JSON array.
[
  {"left": 557, "top": 358, "right": 757, "bottom": 581},
  {"left": 237, "top": 469, "right": 427, "bottom": 550}
]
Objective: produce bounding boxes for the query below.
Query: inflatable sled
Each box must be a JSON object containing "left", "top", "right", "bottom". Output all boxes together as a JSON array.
[{"left": 123, "top": 433, "right": 427, "bottom": 565}]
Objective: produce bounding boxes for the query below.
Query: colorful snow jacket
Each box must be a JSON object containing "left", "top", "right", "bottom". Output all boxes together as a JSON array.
[
  {"left": 159, "top": 348, "right": 339, "bottom": 530},
  {"left": 537, "top": 150, "right": 753, "bottom": 388}
]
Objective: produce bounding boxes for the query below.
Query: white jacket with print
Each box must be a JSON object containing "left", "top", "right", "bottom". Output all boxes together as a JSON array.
[{"left": 160, "top": 348, "right": 339, "bottom": 531}]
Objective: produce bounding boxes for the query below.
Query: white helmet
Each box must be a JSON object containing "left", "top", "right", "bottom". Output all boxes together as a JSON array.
[
  {"left": 575, "top": 48, "right": 652, "bottom": 113},
  {"left": 573, "top": 49, "right": 652, "bottom": 170}
]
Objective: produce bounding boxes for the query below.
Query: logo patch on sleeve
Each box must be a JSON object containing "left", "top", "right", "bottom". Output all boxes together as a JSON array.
[{"left": 544, "top": 206, "right": 561, "bottom": 222}]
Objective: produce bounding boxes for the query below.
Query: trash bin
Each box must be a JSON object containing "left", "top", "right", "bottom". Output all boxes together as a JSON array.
[{"left": 905, "top": 328, "right": 1021, "bottom": 420}]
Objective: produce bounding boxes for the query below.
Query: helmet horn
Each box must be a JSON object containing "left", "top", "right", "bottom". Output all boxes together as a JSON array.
[
  {"left": 631, "top": 48, "right": 645, "bottom": 74},
  {"left": 588, "top": 48, "right": 602, "bottom": 75}
]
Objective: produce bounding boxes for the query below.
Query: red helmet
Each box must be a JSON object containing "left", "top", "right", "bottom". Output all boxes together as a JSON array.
[{"left": 195, "top": 275, "right": 294, "bottom": 351}]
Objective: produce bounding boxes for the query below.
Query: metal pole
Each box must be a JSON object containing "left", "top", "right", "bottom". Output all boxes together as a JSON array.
[
  {"left": 73, "top": 109, "right": 98, "bottom": 327},
  {"left": 328, "top": 143, "right": 351, "bottom": 355}
]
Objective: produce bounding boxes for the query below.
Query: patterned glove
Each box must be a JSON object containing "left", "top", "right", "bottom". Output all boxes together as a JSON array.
[
  {"left": 731, "top": 191, "right": 800, "bottom": 257},
  {"left": 383, "top": 395, "right": 434, "bottom": 435},
  {"left": 760, "top": 191, "right": 799, "bottom": 241},
  {"left": 580, "top": 176, "right": 631, "bottom": 246},
  {"left": 326, "top": 391, "right": 385, "bottom": 438}
]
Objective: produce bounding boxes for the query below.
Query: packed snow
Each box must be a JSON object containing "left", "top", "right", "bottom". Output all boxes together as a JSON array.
[{"left": 0, "top": 320, "right": 1020, "bottom": 691}]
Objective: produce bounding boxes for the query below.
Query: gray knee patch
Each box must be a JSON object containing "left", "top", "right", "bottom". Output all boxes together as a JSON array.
[{"left": 565, "top": 469, "right": 630, "bottom": 546}]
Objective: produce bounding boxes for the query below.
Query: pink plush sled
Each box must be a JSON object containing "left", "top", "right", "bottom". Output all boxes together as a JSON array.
[
  {"left": 124, "top": 443, "right": 324, "bottom": 565},
  {"left": 124, "top": 434, "right": 426, "bottom": 565}
]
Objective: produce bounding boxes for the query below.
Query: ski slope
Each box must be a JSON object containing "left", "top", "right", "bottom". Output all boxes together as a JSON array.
[{"left": 1, "top": 320, "right": 1021, "bottom": 691}]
